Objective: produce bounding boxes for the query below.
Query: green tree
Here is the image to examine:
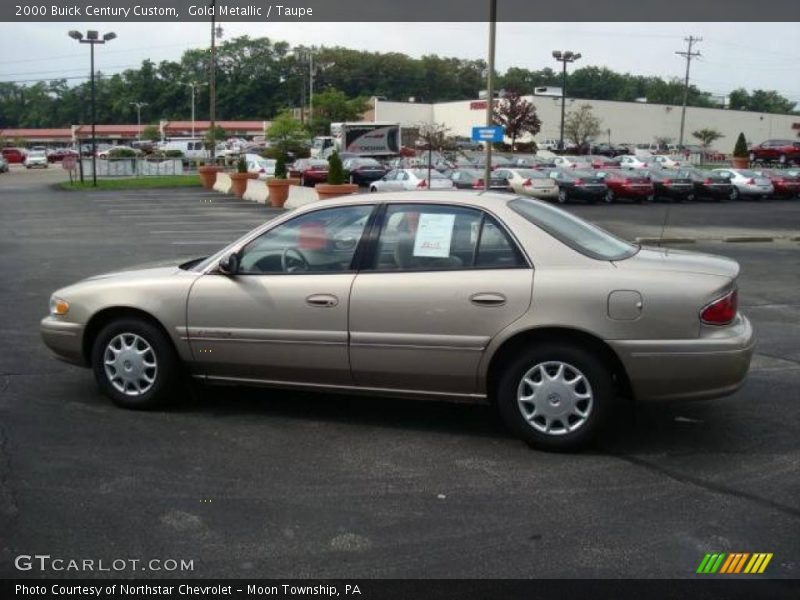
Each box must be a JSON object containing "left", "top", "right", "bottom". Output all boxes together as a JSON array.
[
  {"left": 733, "top": 132, "right": 748, "bottom": 158},
  {"left": 564, "top": 104, "right": 602, "bottom": 151},
  {"left": 267, "top": 111, "right": 309, "bottom": 154},
  {"left": 691, "top": 128, "right": 724, "bottom": 149},
  {"left": 142, "top": 125, "right": 161, "bottom": 142},
  {"left": 204, "top": 125, "right": 227, "bottom": 150},
  {"left": 326, "top": 151, "right": 345, "bottom": 185},
  {"left": 310, "top": 88, "right": 369, "bottom": 135}
]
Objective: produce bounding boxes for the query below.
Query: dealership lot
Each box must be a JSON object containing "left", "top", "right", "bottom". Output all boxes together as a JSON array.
[{"left": 0, "top": 170, "right": 798, "bottom": 578}]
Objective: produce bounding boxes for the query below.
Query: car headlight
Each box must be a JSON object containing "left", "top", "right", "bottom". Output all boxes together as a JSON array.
[{"left": 49, "top": 296, "right": 70, "bottom": 316}]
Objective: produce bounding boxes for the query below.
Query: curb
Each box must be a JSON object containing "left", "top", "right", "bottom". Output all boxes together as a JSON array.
[
  {"left": 635, "top": 237, "right": 696, "bottom": 244},
  {"left": 723, "top": 236, "right": 775, "bottom": 243}
]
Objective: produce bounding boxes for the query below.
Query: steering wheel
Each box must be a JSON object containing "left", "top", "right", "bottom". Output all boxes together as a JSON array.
[{"left": 281, "top": 247, "right": 310, "bottom": 273}]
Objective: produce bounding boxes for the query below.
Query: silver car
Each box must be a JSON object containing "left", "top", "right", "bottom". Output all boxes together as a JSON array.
[
  {"left": 24, "top": 150, "right": 49, "bottom": 169},
  {"left": 370, "top": 169, "right": 454, "bottom": 192},
  {"left": 712, "top": 168, "right": 774, "bottom": 200},
  {"left": 41, "top": 192, "right": 755, "bottom": 451}
]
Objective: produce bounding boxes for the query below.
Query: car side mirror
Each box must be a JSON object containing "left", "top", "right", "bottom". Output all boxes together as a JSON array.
[{"left": 218, "top": 252, "right": 240, "bottom": 276}]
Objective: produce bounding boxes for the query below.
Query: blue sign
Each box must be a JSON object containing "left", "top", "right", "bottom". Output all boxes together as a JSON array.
[{"left": 471, "top": 125, "right": 504, "bottom": 143}]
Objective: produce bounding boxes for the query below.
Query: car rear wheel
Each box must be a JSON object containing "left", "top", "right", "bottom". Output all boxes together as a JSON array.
[
  {"left": 557, "top": 189, "right": 568, "bottom": 204},
  {"left": 496, "top": 344, "right": 614, "bottom": 451},
  {"left": 731, "top": 187, "right": 740, "bottom": 201},
  {"left": 91, "top": 318, "right": 181, "bottom": 410},
  {"left": 604, "top": 189, "right": 615, "bottom": 204}
]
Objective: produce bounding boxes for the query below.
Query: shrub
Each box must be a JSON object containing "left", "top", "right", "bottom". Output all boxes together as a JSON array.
[
  {"left": 274, "top": 154, "right": 287, "bottom": 179},
  {"left": 733, "top": 133, "right": 748, "bottom": 158},
  {"left": 164, "top": 149, "right": 184, "bottom": 158},
  {"left": 327, "top": 151, "right": 345, "bottom": 185},
  {"left": 109, "top": 147, "right": 136, "bottom": 158}
]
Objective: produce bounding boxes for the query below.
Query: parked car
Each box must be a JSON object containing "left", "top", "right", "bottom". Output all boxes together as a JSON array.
[
  {"left": 40, "top": 192, "right": 755, "bottom": 451},
  {"left": 644, "top": 169, "right": 695, "bottom": 202},
  {"left": 595, "top": 169, "right": 655, "bottom": 203},
  {"left": 752, "top": 168, "right": 800, "bottom": 198},
  {"left": 244, "top": 154, "right": 276, "bottom": 180},
  {"left": 288, "top": 158, "right": 330, "bottom": 186},
  {"left": 509, "top": 155, "right": 557, "bottom": 169},
  {"left": 0, "top": 156, "right": 8, "bottom": 173},
  {"left": 493, "top": 168, "right": 559, "bottom": 200},
  {"left": 543, "top": 169, "right": 608, "bottom": 204},
  {"left": 342, "top": 158, "right": 387, "bottom": 186},
  {"left": 617, "top": 155, "right": 653, "bottom": 170},
  {"left": 589, "top": 143, "right": 627, "bottom": 158},
  {"left": 1, "top": 147, "right": 26, "bottom": 164},
  {"left": 24, "top": 150, "right": 49, "bottom": 169},
  {"left": 96, "top": 145, "right": 139, "bottom": 159},
  {"left": 448, "top": 168, "right": 508, "bottom": 190},
  {"left": 585, "top": 155, "right": 619, "bottom": 169},
  {"left": 553, "top": 155, "right": 592, "bottom": 169},
  {"left": 159, "top": 139, "right": 208, "bottom": 161},
  {"left": 711, "top": 168, "right": 774, "bottom": 201},
  {"left": 537, "top": 139, "right": 561, "bottom": 151},
  {"left": 748, "top": 139, "right": 800, "bottom": 165},
  {"left": 650, "top": 155, "right": 685, "bottom": 170},
  {"left": 469, "top": 154, "right": 512, "bottom": 170},
  {"left": 680, "top": 168, "right": 735, "bottom": 202},
  {"left": 370, "top": 169, "right": 454, "bottom": 192},
  {"left": 47, "top": 148, "right": 79, "bottom": 163}
]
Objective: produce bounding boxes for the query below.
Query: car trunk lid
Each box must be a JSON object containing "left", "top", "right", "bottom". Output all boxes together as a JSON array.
[{"left": 615, "top": 247, "right": 739, "bottom": 279}]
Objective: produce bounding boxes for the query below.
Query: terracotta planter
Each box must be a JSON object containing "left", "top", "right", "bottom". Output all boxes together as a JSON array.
[
  {"left": 229, "top": 171, "right": 258, "bottom": 198},
  {"left": 198, "top": 165, "right": 222, "bottom": 189},
  {"left": 315, "top": 183, "right": 360, "bottom": 200},
  {"left": 731, "top": 156, "right": 749, "bottom": 169},
  {"left": 266, "top": 177, "right": 301, "bottom": 208}
]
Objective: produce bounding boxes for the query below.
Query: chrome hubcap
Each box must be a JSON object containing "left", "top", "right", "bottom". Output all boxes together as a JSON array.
[
  {"left": 516, "top": 361, "right": 593, "bottom": 436},
  {"left": 103, "top": 333, "right": 157, "bottom": 396}
]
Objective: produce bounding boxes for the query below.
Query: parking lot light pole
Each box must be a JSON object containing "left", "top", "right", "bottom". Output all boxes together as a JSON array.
[
  {"left": 69, "top": 29, "right": 116, "bottom": 187},
  {"left": 185, "top": 82, "right": 207, "bottom": 138},
  {"left": 484, "top": 0, "right": 497, "bottom": 191},
  {"left": 129, "top": 102, "right": 148, "bottom": 141},
  {"left": 552, "top": 50, "right": 581, "bottom": 152}
]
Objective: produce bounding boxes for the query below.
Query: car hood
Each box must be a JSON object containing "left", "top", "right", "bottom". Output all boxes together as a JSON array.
[
  {"left": 83, "top": 257, "right": 202, "bottom": 282},
  {"left": 614, "top": 247, "right": 739, "bottom": 279}
]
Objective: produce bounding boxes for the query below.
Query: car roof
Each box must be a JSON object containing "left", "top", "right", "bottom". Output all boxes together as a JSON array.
[{"left": 293, "top": 190, "right": 517, "bottom": 211}]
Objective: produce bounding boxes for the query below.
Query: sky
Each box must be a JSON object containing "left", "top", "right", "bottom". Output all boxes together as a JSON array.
[{"left": 1, "top": 22, "right": 799, "bottom": 104}]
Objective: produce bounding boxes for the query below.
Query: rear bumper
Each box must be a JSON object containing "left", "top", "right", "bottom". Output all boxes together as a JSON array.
[
  {"left": 40, "top": 317, "right": 86, "bottom": 366},
  {"left": 608, "top": 314, "right": 755, "bottom": 402}
]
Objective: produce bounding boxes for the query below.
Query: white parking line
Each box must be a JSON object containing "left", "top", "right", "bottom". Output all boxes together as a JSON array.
[{"left": 149, "top": 229, "right": 250, "bottom": 235}]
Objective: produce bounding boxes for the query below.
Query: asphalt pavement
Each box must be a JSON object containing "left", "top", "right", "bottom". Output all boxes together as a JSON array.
[{"left": 0, "top": 167, "right": 798, "bottom": 579}]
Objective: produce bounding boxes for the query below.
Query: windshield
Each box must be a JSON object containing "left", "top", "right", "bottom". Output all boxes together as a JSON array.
[
  {"left": 411, "top": 169, "right": 446, "bottom": 179},
  {"left": 509, "top": 198, "right": 637, "bottom": 261}
]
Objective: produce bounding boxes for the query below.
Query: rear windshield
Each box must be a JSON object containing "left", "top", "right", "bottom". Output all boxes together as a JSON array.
[
  {"left": 515, "top": 169, "right": 547, "bottom": 178},
  {"left": 509, "top": 198, "right": 637, "bottom": 261}
]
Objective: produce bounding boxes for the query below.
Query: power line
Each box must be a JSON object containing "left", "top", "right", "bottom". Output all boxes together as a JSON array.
[{"left": 676, "top": 35, "right": 701, "bottom": 146}]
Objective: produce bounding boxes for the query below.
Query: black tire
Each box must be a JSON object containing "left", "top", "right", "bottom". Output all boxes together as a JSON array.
[
  {"left": 495, "top": 343, "right": 615, "bottom": 451},
  {"left": 91, "top": 318, "right": 181, "bottom": 410},
  {"left": 730, "top": 187, "right": 740, "bottom": 201},
  {"left": 604, "top": 189, "right": 615, "bottom": 204},
  {"left": 557, "top": 189, "right": 568, "bottom": 204}
]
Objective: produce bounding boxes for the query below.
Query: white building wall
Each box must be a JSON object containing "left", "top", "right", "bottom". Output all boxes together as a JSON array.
[{"left": 375, "top": 97, "right": 799, "bottom": 151}]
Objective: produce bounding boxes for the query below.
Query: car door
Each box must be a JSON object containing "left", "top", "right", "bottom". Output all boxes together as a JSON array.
[
  {"left": 349, "top": 203, "right": 533, "bottom": 395},
  {"left": 186, "top": 204, "right": 375, "bottom": 386}
]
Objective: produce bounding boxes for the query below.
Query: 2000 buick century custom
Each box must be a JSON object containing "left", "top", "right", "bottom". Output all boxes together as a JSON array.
[{"left": 41, "top": 192, "right": 755, "bottom": 450}]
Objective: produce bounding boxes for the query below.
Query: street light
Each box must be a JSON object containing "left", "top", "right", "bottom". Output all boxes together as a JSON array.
[
  {"left": 68, "top": 29, "right": 116, "bottom": 186},
  {"left": 185, "top": 82, "right": 208, "bottom": 138},
  {"left": 552, "top": 50, "right": 581, "bottom": 152},
  {"left": 129, "top": 102, "right": 148, "bottom": 141}
]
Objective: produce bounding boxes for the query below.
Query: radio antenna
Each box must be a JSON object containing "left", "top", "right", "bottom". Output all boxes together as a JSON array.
[{"left": 658, "top": 204, "right": 672, "bottom": 247}]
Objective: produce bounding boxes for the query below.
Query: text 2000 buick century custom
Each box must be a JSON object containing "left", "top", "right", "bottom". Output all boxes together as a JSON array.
[{"left": 42, "top": 192, "right": 755, "bottom": 451}]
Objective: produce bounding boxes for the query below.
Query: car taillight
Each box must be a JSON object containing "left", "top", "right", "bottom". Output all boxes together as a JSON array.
[
  {"left": 574, "top": 178, "right": 584, "bottom": 185},
  {"left": 664, "top": 179, "right": 672, "bottom": 185},
  {"left": 623, "top": 178, "right": 631, "bottom": 184},
  {"left": 746, "top": 178, "right": 755, "bottom": 184},
  {"left": 700, "top": 289, "right": 738, "bottom": 325},
  {"left": 703, "top": 178, "right": 712, "bottom": 184},
  {"left": 522, "top": 178, "right": 532, "bottom": 187},
  {"left": 417, "top": 179, "right": 427, "bottom": 188},
  {"left": 472, "top": 179, "right": 484, "bottom": 189}
]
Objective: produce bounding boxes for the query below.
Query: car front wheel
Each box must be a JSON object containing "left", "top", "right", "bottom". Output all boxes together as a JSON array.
[
  {"left": 604, "top": 189, "right": 615, "bottom": 203},
  {"left": 496, "top": 344, "right": 614, "bottom": 451},
  {"left": 91, "top": 318, "right": 181, "bottom": 410},
  {"left": 557, "top": 189, "right": 568, "bottom": 204}
]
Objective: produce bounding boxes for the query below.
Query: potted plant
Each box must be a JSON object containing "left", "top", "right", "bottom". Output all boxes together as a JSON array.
[
  {"left": 732, "top": 132, "right": 749, "bottom": 168},
  {"left": 198, "top": 163, "right": 222, "bottom": 189},
  {"left": 229, "top": 156, "right": 257, "bottom": 198},
  {"left": 266, "top": 154, "right": 300, "bottom": 208},
  {"left": 315, "top": 151, "right": 359, "bottom": 199}
]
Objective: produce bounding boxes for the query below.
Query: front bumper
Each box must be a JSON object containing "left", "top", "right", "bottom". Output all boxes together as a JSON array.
[
  {"left": 608, "top": 314, "right": 755, "bottom": 402},
  {"left": 40, "top": 316, "right": 86, "bottom": 366}
]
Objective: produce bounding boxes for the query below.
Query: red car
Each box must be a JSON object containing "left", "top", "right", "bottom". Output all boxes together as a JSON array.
[
  {"left": 596, "top": 169, "right": 655, "bottom": 203},
  {"left": 754, "top": 169, "right": 800, "bottom": 198},
  {"left": 1, "top": 147, "right": 26, "bottom": 164},
  {"left": 748, "top": 139, "right": 800, "bottom": 165},
  {"left": 47, "top": 148, "right": 79, "bottom": 163},
  {"left": 288, "top": 158, "right": 329, "bottom": 186}
]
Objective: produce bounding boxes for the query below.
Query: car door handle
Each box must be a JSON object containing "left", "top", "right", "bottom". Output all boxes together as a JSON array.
[
  {"left": 470, "top": 292, "right": 507, "bottom": 307},
  {"left": 306, "top": 294, "right": 339, "bottom": 308}
]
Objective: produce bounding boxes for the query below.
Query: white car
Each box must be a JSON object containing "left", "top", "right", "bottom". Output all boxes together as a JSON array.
[
  {"left": 493, "top": 168, "right": 559, "bottom": 200},
  {"left": 370, "top": 169, "right": 454, "bottom": 192},
  {"left": 244, "top": 154, "right": 276, "bottom": 180},
  {"left": 24, "top": 150, "right": 48, "bottom": 169},
  {"left": 96, "top": 145, "right": 140, "bottom": 159},
  {"left": 618, "top": 155, "right": 652, "bottom": 169},
  {"left": 651, "top": 155, "right": 685, "bottom": 169},
  {"left": 537, "top": 139, "right": 561, "bottom": 151},
  {"left": 553, "top": 155, "right": 592, "bottom": 169},
  {"left": 711, "top": 168, "right": 774, "bottom": 200}
]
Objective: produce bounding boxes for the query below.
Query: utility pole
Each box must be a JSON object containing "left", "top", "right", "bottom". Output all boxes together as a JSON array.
[
  {"left": 483, "top": 0, "right": 496, "bottom": 191},
  {"left": 209, "top": 0, "right": 218, "bottom": 163},
  {"left": 309, "top": 51, "right": 314, "bottom": 132},
  {"left": 129, "top": 102, "right": 147, "bottom": 140},
  {"left": 676, "top": 35, "right": 702, "bottom": 147},
  {"left": 185, "top": 82, "right": 207, "bottom": 138}
]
